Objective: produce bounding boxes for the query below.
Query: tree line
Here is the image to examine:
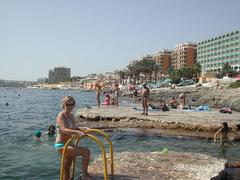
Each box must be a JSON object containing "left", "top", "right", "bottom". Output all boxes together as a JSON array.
[
  {"left": 117, "top": 58, "right": 203, "bottom": 85},
  {"left": 117, "top": 57, "right": 240, "bottom": 85}
]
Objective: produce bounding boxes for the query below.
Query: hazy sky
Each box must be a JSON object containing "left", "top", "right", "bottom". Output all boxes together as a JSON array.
[{"left": 0, "top": 0, "right": 240, "bottom": 81}]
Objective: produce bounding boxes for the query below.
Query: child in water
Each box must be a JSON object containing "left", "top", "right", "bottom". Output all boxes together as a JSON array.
[
  {"left": 47, "top": 125, "right": 56, "bottom": 136},
  {"left": 34, "top": 130, "right": 42, "bottom": 141},
  {"left": 34, "top": 125, "right": 56, "bottom": 141}
]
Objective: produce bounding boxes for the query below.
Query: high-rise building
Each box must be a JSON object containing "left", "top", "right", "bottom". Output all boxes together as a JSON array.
[
  {"left": 48, "top": 70, "right": 55, "bottom": 84},
  {"left": 153, "top": 49, "right": 172, "bottom": 74},
  {"left": 197, "top": 30, "right": 240, "bottom": 73},
  {"left": 172, "top": 42, "right": 197, "bottom": 69},
  {"left": 48, "top": 67, "right": 71, "bottom": 83}
]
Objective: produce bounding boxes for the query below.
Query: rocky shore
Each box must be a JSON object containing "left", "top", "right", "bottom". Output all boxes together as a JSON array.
[
  {"left": 76, "top": 84, "right": 240, "bottom": 179},
  {"left": 124, "top": 82, "right": 240, "bottom": 112},
  {"left": 88, "top": 151, "right": 226, "bottom": 180},
  {"left": 76, "top": 106, "right": 240, "bottom": 139}
]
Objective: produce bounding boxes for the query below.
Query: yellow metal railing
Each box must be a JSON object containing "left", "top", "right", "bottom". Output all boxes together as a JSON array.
[
  {"left": 84, "top": 129, "right": 114, "bottom": 176},
  {"left": 60, "top": 129, "right": 114, "bottom": 180}
]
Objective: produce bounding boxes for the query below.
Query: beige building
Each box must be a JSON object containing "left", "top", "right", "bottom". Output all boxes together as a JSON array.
[{"left": 171, "top": 42, "right": 197, "bottom": 69}]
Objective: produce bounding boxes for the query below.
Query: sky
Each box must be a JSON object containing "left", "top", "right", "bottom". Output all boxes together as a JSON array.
[{"left": 0, "top": 0, "right": 240, "bottom": 81}]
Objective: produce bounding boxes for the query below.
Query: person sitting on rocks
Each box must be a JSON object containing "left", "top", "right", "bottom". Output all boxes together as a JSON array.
[
  {"left": 102, "top": 92, "right": 111, "bottom": 105},
  {"left": 149, "top": 102, "right": 169, "bottom": 111},
  {"left": 169, "top": 97, "right": 177, "bottom": 109},
  {"left": 178, "top": 92, "right": 186, "bottom": 109}
]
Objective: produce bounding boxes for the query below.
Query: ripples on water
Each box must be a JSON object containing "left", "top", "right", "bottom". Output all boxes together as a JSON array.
[{"left": 0, "top": 87, "right": 239, "bottom": 179}]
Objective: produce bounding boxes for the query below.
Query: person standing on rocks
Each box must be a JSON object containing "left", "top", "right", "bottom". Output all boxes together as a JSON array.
[
  {"left": 141, "top": 83, "right": 150, "bottom": 115},
  {"left": 133, "top": 86, "right": 138, "bottom": 103},
  {"left": 95, "top": 83, "right": 101, "bottom": 108},
  {"left": 179, "top": 92, "right": 185, "bottom": 109},
  {"left": 114, "top": 83, "right": 120, "bottom": 107}
]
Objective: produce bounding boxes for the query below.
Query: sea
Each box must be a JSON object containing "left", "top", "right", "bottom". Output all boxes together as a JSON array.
[{"left": 0, "top": 87, "right": 240, "bottom": 180}]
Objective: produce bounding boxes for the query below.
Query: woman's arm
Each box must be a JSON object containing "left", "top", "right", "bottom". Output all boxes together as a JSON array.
[
  {"left": 56, "top": 114, "right": 85, "bottom": 136},
  {"left": 214, "top": 128, "right": 222, "bottom": 142}
]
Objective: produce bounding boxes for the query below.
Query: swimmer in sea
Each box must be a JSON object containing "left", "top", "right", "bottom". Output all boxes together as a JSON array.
[
  {"left": 47, "top": 125, "right": 56, "bottom": 136},
  {"left": 34, "top": 130, "right": 42, "bottom": 141}
]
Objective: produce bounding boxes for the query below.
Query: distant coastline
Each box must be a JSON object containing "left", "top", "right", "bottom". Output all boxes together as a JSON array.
[{"left": 0, "top": 79, "right": 35, "bottom": 88}]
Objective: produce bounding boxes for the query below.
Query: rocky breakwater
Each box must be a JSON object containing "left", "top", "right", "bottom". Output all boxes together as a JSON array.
[
  {"left": 76, "top": 106, "right": 240, "bottom": 139},
  {"left": 88, "top": 151, "right": 225, "bottom": 180}
]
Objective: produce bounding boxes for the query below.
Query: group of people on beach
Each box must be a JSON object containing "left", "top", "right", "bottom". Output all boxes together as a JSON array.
[
  {"left": 95, "top": 82, "right": 120, "bottom": 107},
  {"left": 139, "top": 83, "right": 187, "bottom": 115}
]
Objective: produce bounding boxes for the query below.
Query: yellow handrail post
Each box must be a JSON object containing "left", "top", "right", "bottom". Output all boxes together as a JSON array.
[
  {"left": 84, "top": 129, "right": 114, "bottom": 176},
  {"left": 60, "top": 132, "right": 110, "bottom": 180},
  {"left": 71, "top": 137, "right": 79, "bottom": 179},
  {"left": 60, "top": 135, "right": 79, "bottom": 180},
  {"left": 80, "top": 134, "right": 108, "bottom": 180}
]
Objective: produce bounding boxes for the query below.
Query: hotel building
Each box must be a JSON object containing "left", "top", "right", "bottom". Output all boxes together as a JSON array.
[
  {"left": 197, "top": 30, "right": 240, "bottom": 73},
  {"left": 171, "top": 42, "right": 197, "bottom": 69},
  {"left": 152, "top": 49, "right": 172, "bottom": 74}
]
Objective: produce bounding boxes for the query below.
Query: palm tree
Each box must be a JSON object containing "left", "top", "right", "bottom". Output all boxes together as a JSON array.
[
  {"left": 138, "top": 58, "right": 155, "bottom": 83},
  {"left": 117, "top": 69, "right": 127, "bottom": 85},
  {"left": 192, "top": 62, "right": 202, "bottom": 82},
  {"left": 152, "top": 63, "right": 161, "bottom": 84}
]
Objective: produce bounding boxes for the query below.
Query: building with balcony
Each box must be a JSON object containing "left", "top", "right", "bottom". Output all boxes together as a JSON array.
[
  {"left": 172, "top": 42, "right": 197, "bottom": 69},
  {"left": 153, "top": 49, "right": 172, "bottom": 74},
  {"left": 197, "top": 30, "right": 240, "bottom": 73}
]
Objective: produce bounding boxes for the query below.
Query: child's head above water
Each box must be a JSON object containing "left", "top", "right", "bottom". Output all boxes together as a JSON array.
[
  {"left": 35, "top": 130, "right": 41, "bottom": 138},
  {"left": 48, "top": 125, "right": 56, "bottom": 135}
]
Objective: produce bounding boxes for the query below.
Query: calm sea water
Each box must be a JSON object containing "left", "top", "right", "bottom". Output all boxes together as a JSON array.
[{"left": 0, "top": 87, "right": 240, "bottom": 180}]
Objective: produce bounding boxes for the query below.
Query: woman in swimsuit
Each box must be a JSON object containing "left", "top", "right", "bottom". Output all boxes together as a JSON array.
[{"left": 55, "top": 96, "right": 91, "bottom": 180}]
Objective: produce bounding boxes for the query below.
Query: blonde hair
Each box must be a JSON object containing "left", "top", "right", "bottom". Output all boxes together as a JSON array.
[{"left": 61, "top": 96, "right": 76, "bottom": 109}]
